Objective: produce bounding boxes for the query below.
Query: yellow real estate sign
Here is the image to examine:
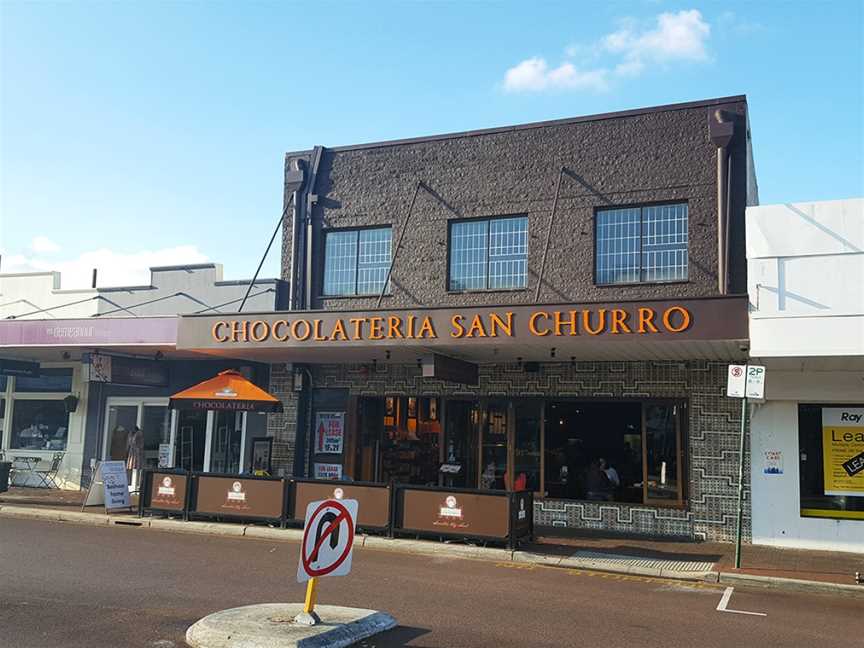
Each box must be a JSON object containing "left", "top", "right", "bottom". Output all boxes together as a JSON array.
[{"left": 822, "top": 408, "right": 864, "bottom": 497}]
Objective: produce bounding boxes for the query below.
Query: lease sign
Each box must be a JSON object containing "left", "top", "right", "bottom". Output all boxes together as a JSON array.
[{"left": 822, "top": 408, "right": 864, "bottom": 497}]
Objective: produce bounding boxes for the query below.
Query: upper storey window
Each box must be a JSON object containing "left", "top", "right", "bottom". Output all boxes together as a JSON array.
[
  {"left": 595, "top": 203, "right": 688, "bottom": 285},
  {"left": 323, "top": 227, "right": 392, "bottom": 296},
  {"left": 449, "top": 216, "right": 528, "bottom": 291}
]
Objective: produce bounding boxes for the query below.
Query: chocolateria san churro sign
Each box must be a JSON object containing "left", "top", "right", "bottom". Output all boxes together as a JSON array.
[{"left": 176, "top": 297, "right": 748, "bottom": 351}]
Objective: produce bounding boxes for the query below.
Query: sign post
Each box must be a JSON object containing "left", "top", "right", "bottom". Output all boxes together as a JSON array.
[
  {"left": 727, "top": 364, "right": 765, "bottom": 569},
  {"left": 295, "top": 497, "right": 358, "bottom": 625}
]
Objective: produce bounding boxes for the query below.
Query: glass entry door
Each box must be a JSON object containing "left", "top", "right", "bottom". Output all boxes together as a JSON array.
[
  {"left": 479, "top": 402, "right": 509, "bottom": 490},
  {"left": 443, "top": 400, "right": 480, "bottom": 488},
  {"left": 107, "top": 405, "right": 138, "bottom": 462},
  {"left": 209, "top": 411, "right": 245, "bottom": 474},
  {"left": 176, "top": 410, "right": 206, "bottom": 472},
  {"left": 104, "top": 399, "right": 170, "bottom": 469}
]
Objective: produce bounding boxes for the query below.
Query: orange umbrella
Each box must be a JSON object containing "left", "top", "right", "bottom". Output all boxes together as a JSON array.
[{"left": 169, "top": 369, "right": 283, "bottom": 413}]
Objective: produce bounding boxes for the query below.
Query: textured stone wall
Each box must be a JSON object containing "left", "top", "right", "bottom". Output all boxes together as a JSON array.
[
  {"left": 302, "top": 359, "right": 750, "bottom": 542},
  {"left": 267, "top": 363, "right": 300, "bottom": 477},
  {"left": 282, "top": 99, "right": 750, "bottom": 310}
]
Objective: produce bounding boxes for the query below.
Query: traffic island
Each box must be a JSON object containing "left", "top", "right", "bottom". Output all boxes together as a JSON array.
[{"left": 185, "top": 603, "right": 396, "bottom": 648}]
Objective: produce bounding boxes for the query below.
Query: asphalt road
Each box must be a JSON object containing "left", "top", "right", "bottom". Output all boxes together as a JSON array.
[{"left": 0, "top": 518, "right": 860, "bottom": 648}]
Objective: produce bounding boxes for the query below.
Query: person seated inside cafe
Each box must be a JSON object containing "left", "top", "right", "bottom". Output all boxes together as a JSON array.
[{"left": 585, "top": 458, "right": 614, "bottom": 501}]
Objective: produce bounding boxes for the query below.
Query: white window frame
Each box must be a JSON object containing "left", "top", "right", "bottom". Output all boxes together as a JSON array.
[
  {"left": 101, "top": 397, "right": 171, "bottom": 463},
  {"left": 2, "top": 366, "right": 76, "bottom": 452}
]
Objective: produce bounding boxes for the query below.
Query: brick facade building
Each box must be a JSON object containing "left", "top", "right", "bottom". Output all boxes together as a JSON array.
[{"left": 177, "top": 96, "right": 757, "bottom": 542}]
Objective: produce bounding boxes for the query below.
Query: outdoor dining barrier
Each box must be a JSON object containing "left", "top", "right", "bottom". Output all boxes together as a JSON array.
[
  {"left": 288, "top": 479, "right": 392, "bottom": 533},
  {"left": 137, "top": 471, "right": 533, "bottom": 546},
  {"left": 189, "top": 473, "right": 289, "bottom": 527},
  {"left": 140, "top": 469, "right": 192, "bottom": 520},
  {"left": 392, "top": 485, "right": 534, "bottom": 549}
]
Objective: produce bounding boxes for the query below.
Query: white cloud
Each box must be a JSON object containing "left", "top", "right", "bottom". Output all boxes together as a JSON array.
[
  {"left": 603, "top": 9, "right": 711, "bottom": 70},
  {"left": 2, "top": 245, "right": 209, "bottom": 289},
  {"left": 31, "top": 236, "right": 61, "bottom": 254},
  {"left": 503, "top": 57, "right": 609, "bottom": 93},
  {"left": 502, "top": 9, "right": 711, "bottom": 94}
]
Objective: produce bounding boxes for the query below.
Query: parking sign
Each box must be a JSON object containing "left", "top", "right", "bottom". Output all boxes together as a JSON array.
[{"left": 745, "top": 365, "right": 766, "bottom": 399}]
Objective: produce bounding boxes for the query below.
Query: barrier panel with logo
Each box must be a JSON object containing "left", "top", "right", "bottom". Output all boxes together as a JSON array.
[
  {"left": 289, "top": 479, "right": 391, "bottom": 533},
  {"left": 140, "top": 470, "right": 191, "bottom": 519},
  {"left": 190, "top": 473, "right": 288, "bottom": 526},
  {"left": 393, "top": 485, "right": 533, "bottom": 548}
]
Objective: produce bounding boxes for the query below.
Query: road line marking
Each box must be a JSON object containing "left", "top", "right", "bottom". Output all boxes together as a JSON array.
[{"left": 716, "top": 587, "right": 767, "bottom": 617}]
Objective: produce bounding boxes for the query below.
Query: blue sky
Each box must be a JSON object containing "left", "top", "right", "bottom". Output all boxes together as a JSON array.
[{"left": 1, "top": 1, "right": 862, "bottom": 288}]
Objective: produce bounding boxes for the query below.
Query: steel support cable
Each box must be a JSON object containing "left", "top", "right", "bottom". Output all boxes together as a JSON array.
[
  {"left": 376, "top": 181, "right": 423, "bottom": 308},
  {"left": 534, "top": 167, "right": 565, "bottom": 302}
]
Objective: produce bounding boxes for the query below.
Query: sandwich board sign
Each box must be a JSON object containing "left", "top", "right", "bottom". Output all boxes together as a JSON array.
[
  {"left": 297, "top": 498, "right": 358, "bottom": 583},
  {"left": 82, "top": 460, "right": 131, "bottom": 511}
]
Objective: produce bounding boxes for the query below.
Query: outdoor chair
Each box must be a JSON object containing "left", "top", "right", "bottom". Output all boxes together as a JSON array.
[{"left": 38, "top": 452, "right": 65, "bottom": 489}]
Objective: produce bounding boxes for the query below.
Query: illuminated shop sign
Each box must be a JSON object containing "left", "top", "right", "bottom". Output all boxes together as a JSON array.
[
  {"left": 208, "top": 305, "right": 691, "bottom": 344},
  {"left": 175, "top": 296, "right": 748, "bottom": 351}
]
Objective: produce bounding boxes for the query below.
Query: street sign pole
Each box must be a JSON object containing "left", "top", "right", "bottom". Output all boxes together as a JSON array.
[
  {"left": 303, "top": 577, "right": 318, "bottom": 615},
  {"left": 727, "top": 363, "right": 764, "bottom": 571},
  {"left": 734, "top": 394, "right": 748, "bottom": 569}
]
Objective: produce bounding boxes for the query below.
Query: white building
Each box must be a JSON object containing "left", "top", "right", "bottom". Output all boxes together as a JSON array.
[
  {"left": 747, "top": 198, "right": 864, "bottom": 552},
  {"left": 1, "top": 264, "right": 284, "bottom": 489},
  {"left": 0, "top": 263, "right": 281, "bottom": 319}
]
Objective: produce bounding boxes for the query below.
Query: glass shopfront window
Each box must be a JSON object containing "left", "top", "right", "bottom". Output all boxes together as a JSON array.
[
  {"left": 5, "top": 369, "right": 74, "bottom": 452},
  {"left": 14, "top": 369, "right": 73, "bottom": 393},
  {"left": 644, "top": 403, "right": 683, "bottom": 503},
  {"left": 11, "top": 399, "right": 69, "bottom": 450},
  {"left": 543, "top": 400, "right": 685, "bottom": 506},
  {"left": 345, "top": 395, "right": 686, "bottom": 505},
  {"left": 799, "top": 404, "right": 864, "bottom": 521},
  {"left": 513, "top": 402, "right": 542, "bottom": 492},
  {"left": 480, "top": 403, "right": 508, "bottom": 489}
]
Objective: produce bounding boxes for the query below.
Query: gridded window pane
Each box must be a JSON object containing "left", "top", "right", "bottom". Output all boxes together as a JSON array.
[
  {"left": 642, "top": 204, "right": 688, "bottom": 282},
  {"left": 449, "top": 220, "right": 489, "bottom": 291},
  {"left": 595, "top": 208, "right": 641, "bottom": 284},
  {"left": 357, "top": 228, "right": 392, "bottom": 295},
  {"left": 595, "top": 203, "right": 688, "bottom": 284},
  {"left": 323, "top": 230, "right": 358, "bottom": 296},
  {"left": 489, "top": 217, "right": 528, "bottom": 289},
  {"left": 323, "top": 228, "right": 392, "bottom": 296}
]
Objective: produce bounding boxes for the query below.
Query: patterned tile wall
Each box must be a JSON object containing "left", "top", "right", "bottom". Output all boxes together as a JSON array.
[{"left": 268, "top": 359, "right": 750, "bottom": 542}]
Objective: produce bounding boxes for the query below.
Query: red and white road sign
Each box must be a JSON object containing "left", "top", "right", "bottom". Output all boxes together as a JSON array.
[{"left": 297, "top": 498, "right": 358, "bottom": 583}]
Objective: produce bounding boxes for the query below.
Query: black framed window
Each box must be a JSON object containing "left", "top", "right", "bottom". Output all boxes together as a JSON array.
[
  {"left": 449, "top": 216, "right": 528, "bottom": 291},
  {"left": 595, "top": 203, "right": 688, "bottom": 285},
  {"left": 322, "top": 227, "right": 391, "bottom": 296}
]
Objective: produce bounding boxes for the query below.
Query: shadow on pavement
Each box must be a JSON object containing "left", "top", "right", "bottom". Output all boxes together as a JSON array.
[{"left": 358, "top": 625, "right": 431, "bottom": 647}]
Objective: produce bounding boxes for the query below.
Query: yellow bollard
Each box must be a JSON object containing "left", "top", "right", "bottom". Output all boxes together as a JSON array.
[{"left": 303, "top": 577, "right": 318, "bottom": 614}]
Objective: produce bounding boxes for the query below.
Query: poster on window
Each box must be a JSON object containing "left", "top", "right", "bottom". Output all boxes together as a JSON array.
[
  {"left": 313, "top": 462, "right": 343, "bottom": 480},
  {"left": 315, "top": 412, "right": 344, "bottom": 454},
  {"left": 822, "top": 407, "right": 864, "bottom": 497}
]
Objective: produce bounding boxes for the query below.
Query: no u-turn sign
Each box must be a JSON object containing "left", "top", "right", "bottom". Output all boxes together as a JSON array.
[{"left": 297, "top": 498, "right": 358, "bottom": 583}]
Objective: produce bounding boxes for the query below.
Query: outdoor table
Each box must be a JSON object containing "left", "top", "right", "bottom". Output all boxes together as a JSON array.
[{"left": 10, "top": 456, "right": 42, "bottom": 487}]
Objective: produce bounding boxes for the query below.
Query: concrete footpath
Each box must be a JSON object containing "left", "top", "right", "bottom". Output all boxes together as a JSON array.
[{"left": 1, "top": 499, "right": 861, "bottom": 598}]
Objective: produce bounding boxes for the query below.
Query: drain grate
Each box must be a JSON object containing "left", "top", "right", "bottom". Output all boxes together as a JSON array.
[{"left": 570, "top": 550, "right": 714, "bottom": 572}]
